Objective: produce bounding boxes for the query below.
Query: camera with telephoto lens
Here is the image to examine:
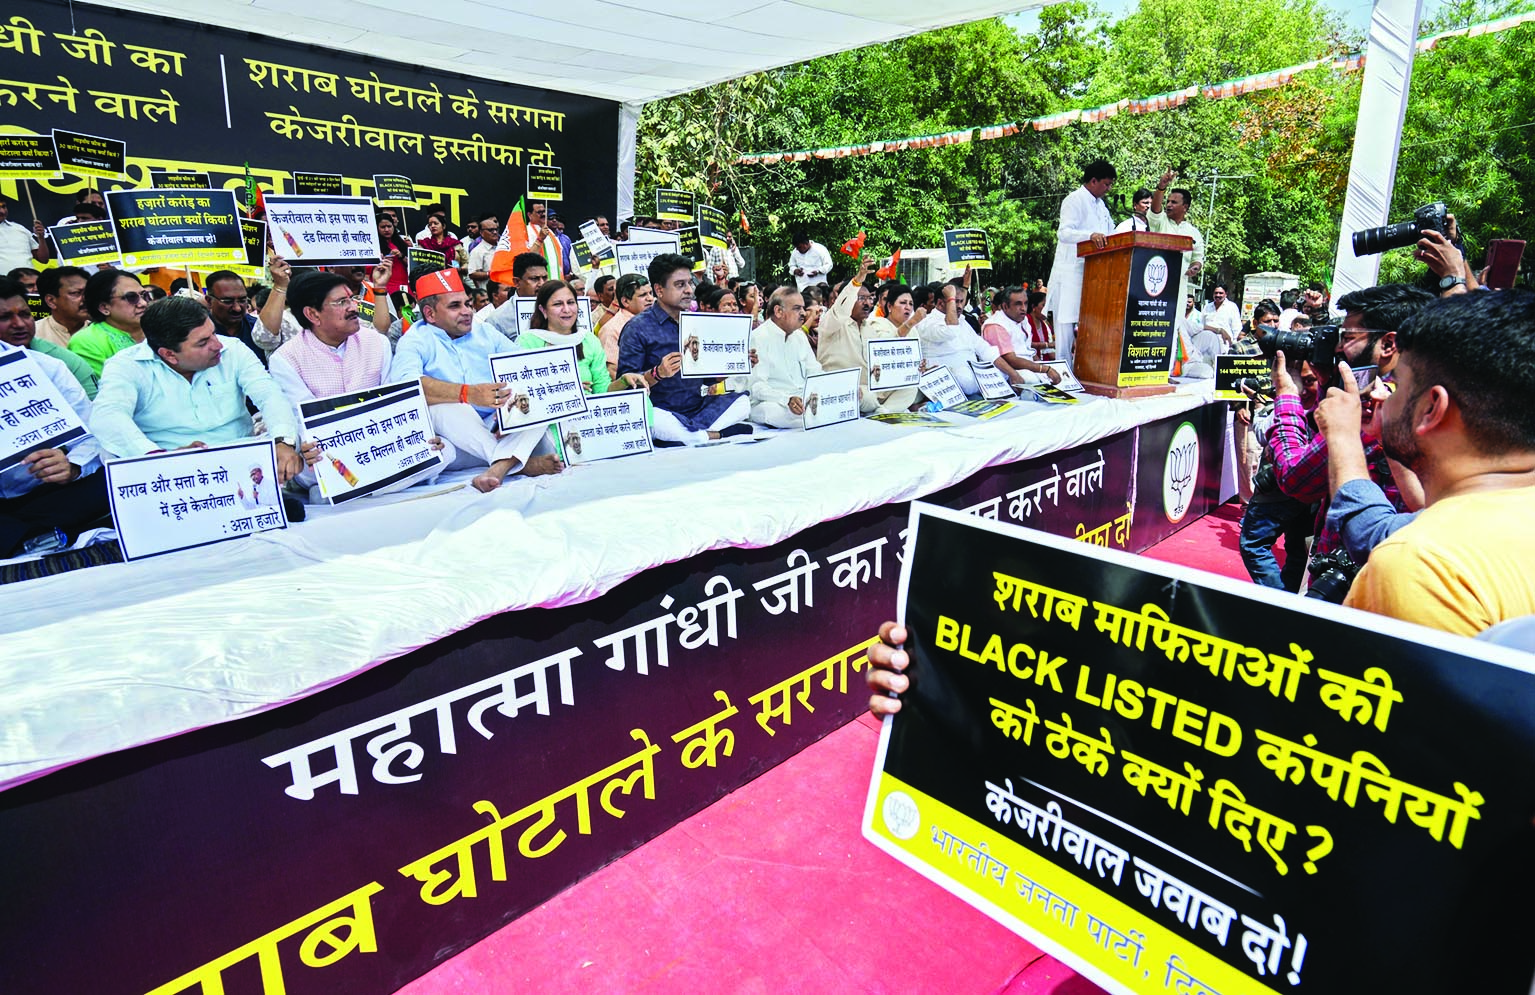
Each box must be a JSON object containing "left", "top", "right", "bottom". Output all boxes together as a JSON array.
[
  {"left": 1304, "top": 549, "right": 1358, "bottom": 604},
  {"left": 1352, "top": 202, "right": 1448, "bottom": 256},
  {"left": 1258, "top": 324, "right": 1340, "bottom": 381}
]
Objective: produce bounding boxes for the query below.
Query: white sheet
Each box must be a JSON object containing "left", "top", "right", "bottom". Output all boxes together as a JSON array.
[{"left": 0, "top": 383, "right": 1215, "bottom": 789}]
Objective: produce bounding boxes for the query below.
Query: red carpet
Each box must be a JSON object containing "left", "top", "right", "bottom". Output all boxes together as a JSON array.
[{"left": 400, "top": 504, "right": 1255, "bottom": 995}]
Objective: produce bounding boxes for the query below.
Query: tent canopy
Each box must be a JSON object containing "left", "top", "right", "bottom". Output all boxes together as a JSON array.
[{"left": 91, "top": 0, "right": 1055, "bottom": 104}]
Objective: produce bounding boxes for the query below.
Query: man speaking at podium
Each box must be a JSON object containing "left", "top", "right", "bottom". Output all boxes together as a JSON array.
[{"left": 1044, "top": 159, "right": 1117, "bottom": 368}]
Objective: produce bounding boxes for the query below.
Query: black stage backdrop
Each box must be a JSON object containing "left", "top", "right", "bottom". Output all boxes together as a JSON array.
[
  {"left": 0, "top": 1, "right": 618, "bottom": 230},
  {"left": 0, "top": 410, "right": 1224, "bottom": 995}
]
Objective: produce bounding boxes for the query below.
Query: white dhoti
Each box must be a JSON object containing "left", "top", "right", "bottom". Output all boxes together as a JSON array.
[
  {"left": 875, "top": 387, "right": 918, "bottom": 413},
  {"left": 1056, "top": 321, "right": 1077, "bottom": 370},
  {"left": 652, "top": 395, "right": 751, "bottom": 445},
  {"left": 429, "top": 403, "right": 544, "bottom": 472},
  {"left": 750, "top": 401, "right": 801, "bottom": 429}
]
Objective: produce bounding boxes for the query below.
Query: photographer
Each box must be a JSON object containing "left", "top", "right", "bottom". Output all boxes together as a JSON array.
[
  {"left": 1339, "top": 291, "right": 1535, "bottom": 635},
  {"left": 1238, "top": 345, "right": 1316, "bottom": 592},
  {"left": 1268, "top": 284, "right": 1434, "bottom": 587}
]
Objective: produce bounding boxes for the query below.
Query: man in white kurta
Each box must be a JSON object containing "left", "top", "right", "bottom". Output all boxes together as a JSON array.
[
  {"left": 1044, "top": 159, "right": 1117, "bottom": 368},
  {"left": 1148, "top": 170, "right": 1207, "bottom": 323},
  {"left": 748, "top": 287, "right": 824, "bottom": 429},
  {"left": 917, "top": 284, "right": 1020, "bottom": 396},
  {"left": 787, "top": 234, "right": 833, "bottom": 292}
]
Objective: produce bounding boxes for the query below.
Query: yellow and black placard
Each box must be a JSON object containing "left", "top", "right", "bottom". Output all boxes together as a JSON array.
[
  {"left": 676, "top": 226, "right": 706, "bottom": 273},
  {"left": 293, "top": 171, "right": 345, "bottom": 196},
  {"left": 52, "top": 129, "right": 126, "bottom": 180},
  {"left": 27, "top": 294, "right": 50, "bottom": 321},
  {"left": 104, "top": 188, "right": 245, "bottom": 268},
  {"left": 48, "top": 220, "right": 122, "bottom": 268},
  {"left": 373, "top": 173, "right": 417, "bottom": 209},
  {"left": 655, "top": 188, "right": 695, "bottom": 223},
  {"left": 528, "top": 164, "right": 562, "bottom": 202},
  {"left": 0, "top": 135, "right": 59, "bottom": 179},
  {"left": 867, "top": 502, "right": 1535, "bottom": 995},
  {"left": 149, "top": 168, "right": 211, "bottom": 189},
  {"left": 944, "top": 228, "right": 992, "bottom": 269},
  {"left": 697, "top": 204, "right": 728, "bottom": 250},
  {"left": 1214, "top": 354, "right": 1273, "bottom": 401}
]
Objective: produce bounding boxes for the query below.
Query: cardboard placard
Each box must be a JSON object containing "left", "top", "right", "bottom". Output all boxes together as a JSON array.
[
  {"left": 1214, "top": 354, "right": 1274, "bottom": 401},
  {"left": 615, "top": 237, "right": 679, "bottom": 279},
  {"left": 293, "top": 171, "right": 346, "bottom": 196},
  {"left": 527, "top": 164, "right": 562, "bottom": 201},
  {"left": 944, "top": 228, "right": 992, "bottom": 269},
  {"left": 0, "top": 134, "right": 60, "bottom": 179},
  {"left": 0, "top": 344, "right": 88, "bottom": 472},
  {"left": 919, "top": 365, "right": 966, "bottom": 409},
  {"left": 26, "top": 294, "right": 50, "bottom": 322},
  {"left": 865, "top": 338, "right": 923, "bottom": 391},
  {"left": 677, "top": 311, "right": 752, "bottom": 378},
  {"left": 104, "top": 188, "right": 245, "bottom": 269},
  {"left": 300, "top": 379, "right": 443, "bottom": 503},
  {"left": 655, "top": 189, "right": 696, "bottom": 223},
  {"left": 52, "top": 129, "right": 125, "bottom": 179},
  {"left": 677, "top": 226, "right": 706, "bottom": 273},
  {"left": 801, "top": 367, "right": 861, "bottom": 430},
  {"left": 372, "top": 173, "right": 416, "bottom": 208},
  {"left": 264, "top": 195, "right": 381, "bottom": 267},
  {"left": 148, "top": 169, "right": 212, "bottom": 189},
  {"left": 970, "top": 360, "right": 1016, "bottom": 400},
  {"left": 1040, "top": 361, "right": 1085, "bottom": 393},
  {"left": 407, "top": 246, "right": 446, "bottom": 272},
  {"left": 552, "top": 389, "right": 652, "bottom": 464},
  {"left": 105, "top": 440, "right": 287, "bottom": 561},
  {"left": 697, "top": 204, "right": 728, "bottom": 251},
  {"left": 48, "top": 220, "right": 121, "bottom": 268},
  {"left": 488, "top": 345, "right": 590, "bottom": 432}
]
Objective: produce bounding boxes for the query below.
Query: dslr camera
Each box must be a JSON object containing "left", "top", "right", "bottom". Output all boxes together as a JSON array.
[
  {"left": 1352, "top": 202, "right": 1448, "bottom": 256},
  {"left": 1257, "top": 323, "right": 1340, "bottom": 373}
]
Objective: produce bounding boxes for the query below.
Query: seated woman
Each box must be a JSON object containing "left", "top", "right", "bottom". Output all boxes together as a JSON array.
[
  {"left": 68, "top": 270, "right": 148, "bottom": 376},
  {"left": 1025, "top": 291, "right": 1055, "bottom": 362},
  {"left": 518, "top": 281, "right": 646, "bottom": 394},
  {"left": 417, "top": 214, "right": 463, "bottom": 269}
]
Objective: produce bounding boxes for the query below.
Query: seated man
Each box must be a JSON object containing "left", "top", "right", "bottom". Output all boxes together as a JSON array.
[
  {"left": 388, "top": 265, "right": 560, "bottom": 492},
  {"left": 0, "top": 276, "right": 98, "bottom": 398},
  {"left": 201, "top": 268, "right": 301, "bottom": 365},
  {"left": 34, "top": 266, "right": 91, "bottom": 349},
  {"left": 816, "top": 255, "right": 915, "bottom": 414},
  {"left": 617, "top": 253, "right": 751, "bottom": 445},
  {"left": 748, "top": 286, "right": 823, "bottom": 429},
  {"left": 271, "top": 271, "right": 453, "bottom": 497},
  {"left": 90, "top": 296, "right": 309, "bottom": 484},
  {"left": 484, "top": 251, "right": 550, "bottom": 338},
  {"left": 979, "top": 285, "right": 1062, "bottom": 386},
  {"left": 916, "top": 282, "right": 1022, "bottom": 396},
  {"left": 597, "top": 273, "right": 652, "bottom": 379},
  {"left": 0, "top": 286, "right": 108, "bottom": 556}
]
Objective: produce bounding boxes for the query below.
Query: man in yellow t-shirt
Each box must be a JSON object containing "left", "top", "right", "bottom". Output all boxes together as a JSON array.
[{"left": 1336, "top": 290, "right": 1535, "bottom": 636}]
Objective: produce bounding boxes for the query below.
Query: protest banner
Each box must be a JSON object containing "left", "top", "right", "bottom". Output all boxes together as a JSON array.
[
  {"left": 572, "top": 238, "right": 597, "bottom": 271},
  {"left": 971, "top": 360, "right": 1017, "bottom": 400},
  {"left": 865, "top": 338, "right": 923, "bottom": 391},
  {"left": 355, "top": 298, "right": 377, "bottom": 322},
  {"left": 677, "top": 226, "right": 706, "bottom": 273},
  {"left": 510, "top": 296, "right": 593, "bottom": 338},
  {"left": 0, "top": 344, "right": 87, "bottom": 472},
  {"left": 552, "top": 388, "right": 652, "bottom": 465},
  {"left": 264, "top": 194, "right": 381, "bottom": 267},
  {"left": 678, "top": 312, "right": 751, "bottom": 378},
  {"left": 919, "top": 365, "right": 966, "bottom": 409},
  {"left": 1117, "top": 246, "right": 1181, "bottom": 388},
  {"left": 47, "top": 220, "right": 121, "bottom": 268},
  {"left": 293, "top": 171, "right": 346, "bottom": 196},
  {"left": 407, "top": 246, "right": 446, "bottom": 272},
  {"left": 616, "top": 237, "right": 678, "bottom": 279},
  {"left": 578, "top": 220, "right": 616, "bottom": 267},
  {"left": 528, "top": 164, "right": 562, "bottom": 201},
  {"left": 802, "top": 367, "right": 861, "bottom": 430},
  {"left": 655, "top": 189, "right": 696, "bottom": 223},
  {"left": 488, "top": 345, "right": 589, "bottom": 433},
  {"left": 1022, "top": 384, "right": 1084, "bottom": 405},
  {"left": 51, "top": 129, "right": 125, "bottom": 179},
  {"left": 26, "top": 294, "right": 49, "bottom": 321},
  {"left": 949, "top": 399, "right": 1014, "bottom": 419},
  {"left": 870, "top": 412, "right": 951, "bottom": 428},
  {"left": 372, "top": 174, "right": 417, "bottom": 208},
  {"left": 0, "top": 134, "right": 59, "bottom": 179},
  {"left": 1214, "top": 354, "right": 1273, "bottom": 401},
  {"left": 944, "top": 228, "right": 993, "bottom": 269},
  {"left": 1041, "top": 361, "right": 1086, "bottom": 393},
  {"left": 625, "top": 226, "right": 679, "bottom": 246},
  {"left": 228, "top": 217, "right": 269, "bottom": 282},
  {"left": 105, "top": 440, "right": 287, "bottom": 561},
  {"left": 867, "top": 501, "right": 1535, "bottom": 995},
  {"left": 148, "top": 168, "right": 212, "bottom": 189},
  {"left": 697, "top": 204, "right": 728, "bottom": 250},
  {"left": 301, "top": 379, "right": 443, "bottom": 504},
  {"left": 104, "top": 188, "right": 244, "bottom": 269}
]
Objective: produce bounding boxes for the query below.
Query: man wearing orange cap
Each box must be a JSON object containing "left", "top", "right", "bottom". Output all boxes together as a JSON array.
[{"left": 388, "top": 265, "right": 561, "bottom": 492}]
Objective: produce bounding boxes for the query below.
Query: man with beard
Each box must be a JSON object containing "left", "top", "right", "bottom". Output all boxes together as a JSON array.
[
  {"left": 1319, "top": 291, "right": 1535, "bottom": 635},
  {"left": 1268, "top": 284, "right": 1434, "bottom": 584}
]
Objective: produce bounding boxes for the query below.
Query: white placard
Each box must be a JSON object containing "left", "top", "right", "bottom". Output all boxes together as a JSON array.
[
  {"left": 488, "top": 345, "right": 590, "bottom": 432},
  {"left": 919, "top": 365, "right": 966, "bottom": 409},
  {"left": 969, "top": 360, "right": 1016, "bottom": 400},
  {"left": 625, "top": 226, "right": 680, "bottom": 245},
  {"left": 0, "top": 344, "right": 87, "bottom": 472},
  {"left": 865, "top": 338, "right": 923, "bottom": 390},
  {"left": 1039, "top": 361, "right": 1084, "bottom": 392},
  {"left": 580, "top": 220, "right": 613, "bottom": 257},
  {"left": 516, "top": 296, "right": 593, "bottom": 338},
  {"left": 678, "top": 311, "right": 752, "bottom": 378},
  {"left": 105, "top": 440, "right": 287, "bottom": 561},
  {"left": 616, "top": 237, "right": 680, "bottom": 278},
  {"left": 801, "top": 367, "right": 861, "bottom": 430},
  {"left": 264, "top": 194, "right": 382, "bottom": 267},
  {"left": 553, "top": 389, "right": 652, "bottom": 464},
  {"left": 300, "top": 379, "right": 443, "bottom": 504}
]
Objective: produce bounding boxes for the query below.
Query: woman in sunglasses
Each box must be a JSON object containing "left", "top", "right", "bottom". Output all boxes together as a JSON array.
[{"left": 68, "top": 270, "right": 149, "bottom": 376}]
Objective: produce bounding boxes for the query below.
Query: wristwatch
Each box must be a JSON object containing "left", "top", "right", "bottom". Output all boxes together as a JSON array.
[
  {"left": 1438, "top": 275, "right": 1466, "bottom": 290},
  {"left": 274, "top": 436, "right": 296, "bottom": 448}
]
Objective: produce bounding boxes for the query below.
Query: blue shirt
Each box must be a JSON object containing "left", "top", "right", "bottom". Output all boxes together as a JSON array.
[
  {"left": 389, "top": 319, "right": 519, "bottom": 419},
  {"left": 618, "top": 304, "right": 724, "bottom": 421},
  {"left": 1326, "top": 477, "right": 1419, "bottom": 566},
  {"left": 91, "top": 337, "right": 299, "bottom": 457}
]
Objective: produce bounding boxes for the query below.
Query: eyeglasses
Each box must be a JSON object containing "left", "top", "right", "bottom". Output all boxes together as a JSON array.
[
  {"left": 322, "top": 297, "right": 355, "bottom": 310},
  {"left": 113, "top": 291, "right": 149, "bottom": 305},
  {"left": 211, "top": 296, "right": 249, "bottom": 306}
]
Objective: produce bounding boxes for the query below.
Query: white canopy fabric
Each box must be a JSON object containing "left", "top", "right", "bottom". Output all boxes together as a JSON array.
[{"left": 84, "top": 1, "right": 1057, "bottom": 104}]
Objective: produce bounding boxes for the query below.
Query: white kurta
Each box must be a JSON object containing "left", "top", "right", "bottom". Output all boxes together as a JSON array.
[
  {"left": 1045, "top": 186, "right": 1114, "bottom": 327},
  {"left": 1147, "top": 210, "right": 1206, "bottom": 323},
  {"left": 788, "top": 241, "right": 833, "bottom": 291},
  {"left": 748, "top": 324, "right": 823, "bottom": 428},
  {"left": 916, "top": 311, "right": 999, "bottom": 396}
]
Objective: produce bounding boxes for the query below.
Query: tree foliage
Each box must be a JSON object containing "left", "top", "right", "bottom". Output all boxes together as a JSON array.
[{"left": 635, "top": 0, "right": 1535, "bottom": 292}]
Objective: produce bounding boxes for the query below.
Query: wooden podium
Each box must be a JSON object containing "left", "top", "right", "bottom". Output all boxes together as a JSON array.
[{"left": 1072, "top": 231, "right": 1195, "bottom": 399}]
